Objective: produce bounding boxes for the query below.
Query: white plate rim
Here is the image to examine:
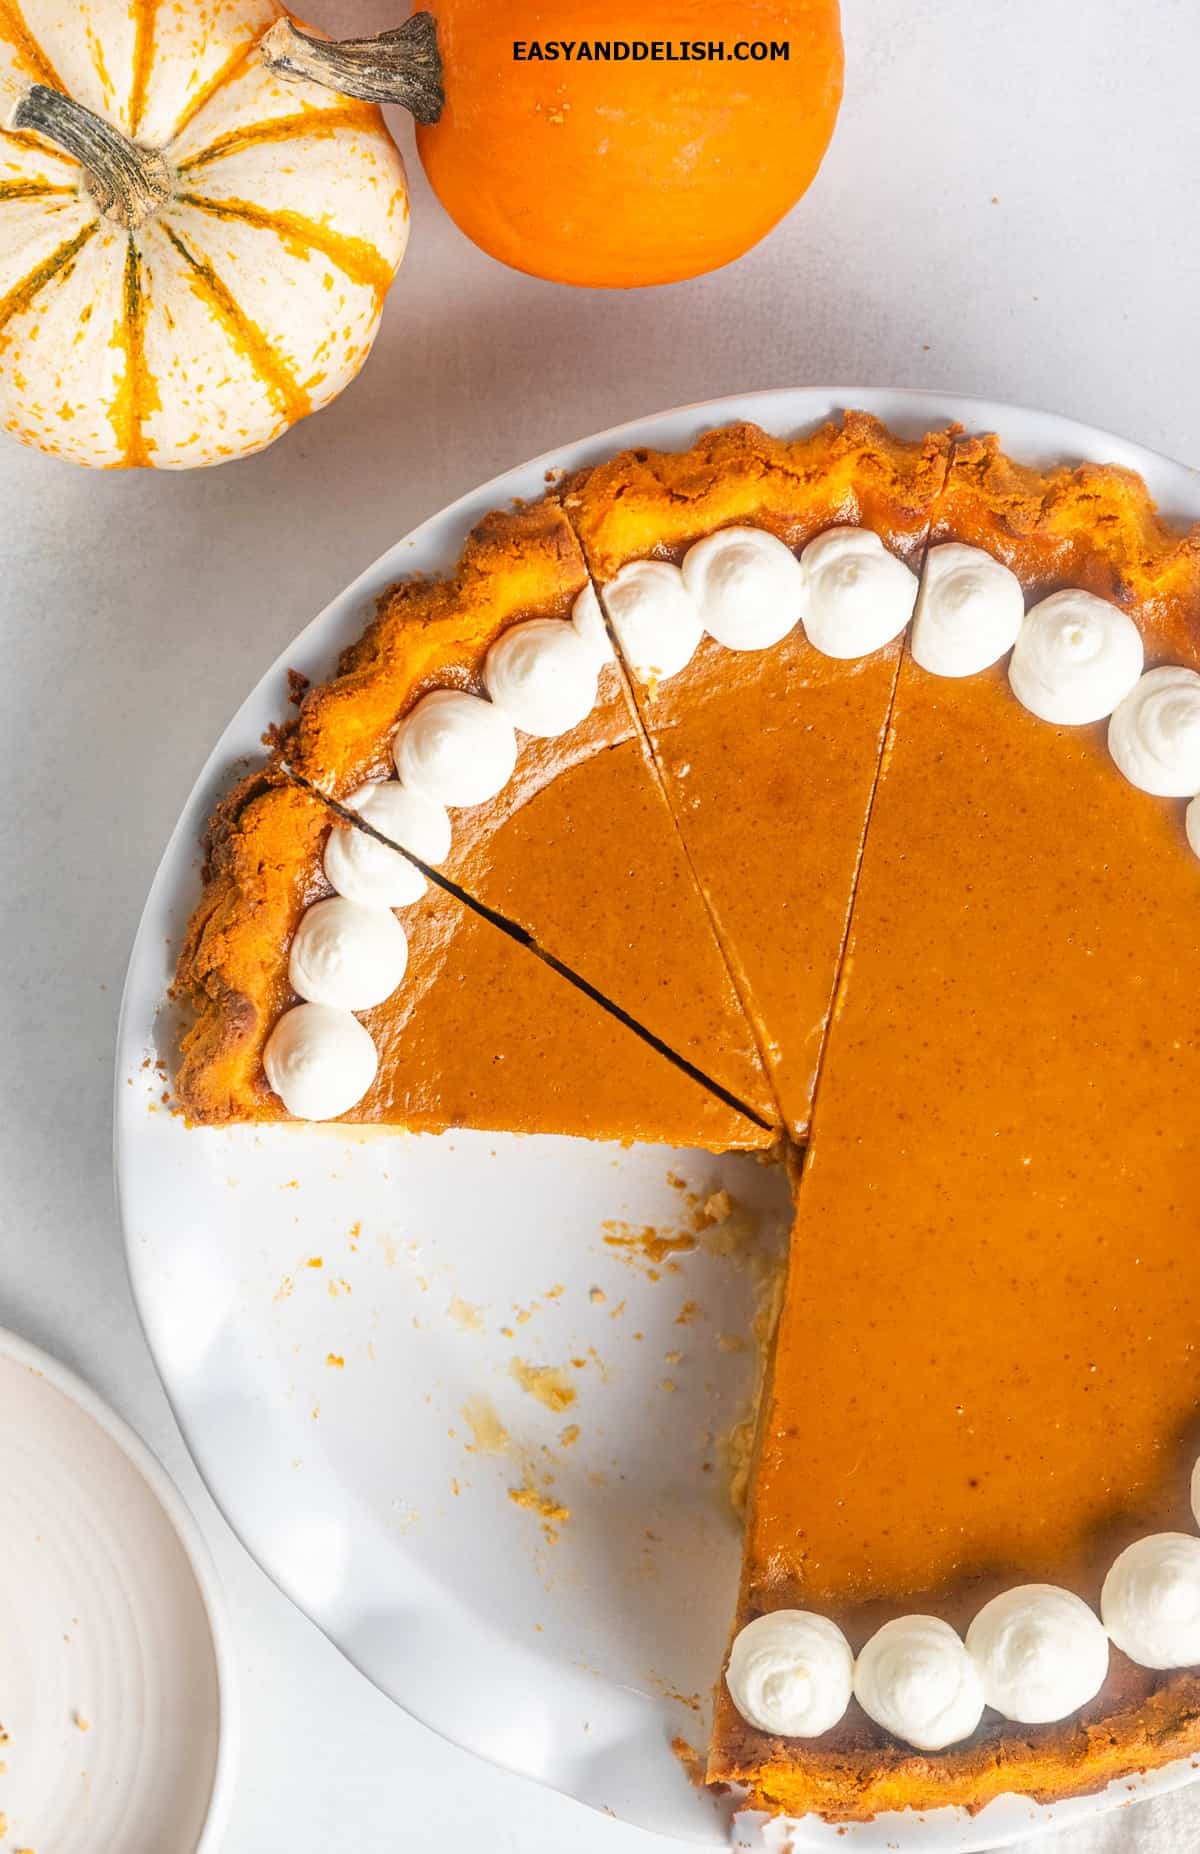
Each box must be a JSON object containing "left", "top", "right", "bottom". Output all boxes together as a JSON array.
[
  {"left": 0, "top": 1323, "right": 239, "bottom": 1854},
  {"left": 114, "top": 385, "right": 1200, "bottom": 1849}
]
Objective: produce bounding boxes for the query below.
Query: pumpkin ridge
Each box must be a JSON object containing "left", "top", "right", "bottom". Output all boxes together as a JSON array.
[
  {"left": 1, "top": 128, "right": 65, "bottom": 157},
  {"left": 0, "top": 219, "right": 95, "bottom": 348},
  {"left": 85, "top": 21, "right": 117, "bottom": 117},
  {"left": 0, "top": 0, "right": 65, "bottom": 91},
  {"left": 177, "top": 103, "right": 382, "bottom": 172},
  {"left": 0, "top": 179, "right": 76, "bottom": 201},
  {"left": 160, "top": 220, "right": 310, "bottom": 426},
  {"left": 165, "top": 33, "right": 259, "bottom": 147},
  {"left": 126, "top": 0, "right": 158, "bottom": 138},
  {"left": 176, "top": 191, "right": 395, "bottom": 308},
  {"left": 105, "top": 234, "right": 159, "bottom": 467}
]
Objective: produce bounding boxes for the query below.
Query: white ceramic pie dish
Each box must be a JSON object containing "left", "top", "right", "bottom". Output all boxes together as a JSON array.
[
  {"left": 115, "top": 387, "right": 1200, "bottom": 1849},
  {"left": 0, "top": 1326, "right": 235, "bottom": 1854}
]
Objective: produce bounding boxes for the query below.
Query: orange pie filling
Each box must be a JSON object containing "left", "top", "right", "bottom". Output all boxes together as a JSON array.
[
  {"left": 173, "top": 419, "right": 1200, "bottom": 1822},
  {"left": 564, "top": 415, "right": 951, "bottom": 1138}
]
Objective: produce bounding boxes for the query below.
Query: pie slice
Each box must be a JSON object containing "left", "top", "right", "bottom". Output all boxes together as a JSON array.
[
  {"left": 282, "top": 499, "right": 775, "bottom": 1126},
  {"left": 563, "top": 413, "right": 951, "bottom": 1137},
  {"left": 174, "top": 769, "right": 767, "bottom": 1148},
  {"left": 710, "top": 434, "right": 1200, "bottom": 1816}
]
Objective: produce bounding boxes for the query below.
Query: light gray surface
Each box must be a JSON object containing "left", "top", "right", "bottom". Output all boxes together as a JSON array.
[{"left": 1, "top": 0, "right": 1198, "bottom": 1849}]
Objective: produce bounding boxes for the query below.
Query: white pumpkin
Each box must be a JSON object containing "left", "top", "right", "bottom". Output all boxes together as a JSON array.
[{"left": 0, "top": 0, "right": 416, "bottom": 467}]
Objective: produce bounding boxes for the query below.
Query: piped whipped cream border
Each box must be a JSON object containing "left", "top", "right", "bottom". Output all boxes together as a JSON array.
[{"left": 725, "top": 1516, "right": 1200, "bottom": 1751}]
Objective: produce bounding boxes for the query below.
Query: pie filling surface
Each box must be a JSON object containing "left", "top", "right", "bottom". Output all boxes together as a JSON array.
[{"left": 172, "top": 414, "right": 1200, "bottom": 1823}]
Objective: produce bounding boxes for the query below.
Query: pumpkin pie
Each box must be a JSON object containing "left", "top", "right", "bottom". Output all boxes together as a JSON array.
[
  {"left": 174, "top": 767, "right": 767, "bottom": 1148},
  {"left": 173, "top": 414, "right": 1200, "bottom": 1827},
  {"left": 709, "top": 432, "right": 1200, "bottom": 1817},
  {"left": 280, "top": 499, "right": 774, "bottom": 1124},
  {"left": 564, "top": 414, "right": 951, "bottom": 1136}
]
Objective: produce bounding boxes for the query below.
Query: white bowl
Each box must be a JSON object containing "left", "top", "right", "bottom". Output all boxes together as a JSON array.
[{"left": 116, "top": 388, "right": 1200, "bottom": 1848}]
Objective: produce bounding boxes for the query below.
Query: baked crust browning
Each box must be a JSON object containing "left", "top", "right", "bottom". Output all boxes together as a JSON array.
[
  {"left": 934, "top": 431, "right": 1200, "bottom": 662},
  {"left": 173, "top": 769, "right": 332, "bottom": 1122},
  {"left": 711, "top": 1663, "right": 1200, "bottom": 1822},
  {"left": 285, "top": 500, "right": 591, "bottom": 795},
  {"left": 561, "top": 411, "right": 953, "bottom": 578}
]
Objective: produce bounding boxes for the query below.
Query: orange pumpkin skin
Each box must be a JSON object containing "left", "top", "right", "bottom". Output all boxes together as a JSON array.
[{"left": 415, "top": 0, "right": 843, "bottom": 288}]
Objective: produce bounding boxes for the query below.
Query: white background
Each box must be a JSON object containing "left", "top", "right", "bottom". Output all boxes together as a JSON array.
[{"left": 3, "top": 1, "right": 1200, "bottom": 1849}]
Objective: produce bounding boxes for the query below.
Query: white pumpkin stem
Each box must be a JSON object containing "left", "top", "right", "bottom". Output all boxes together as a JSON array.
[
  {"left": 10, "top": 84, "right": 172, "bottom": 228},
  {"left": 260, "top": 12, "right": 444, "bottom": 124}
]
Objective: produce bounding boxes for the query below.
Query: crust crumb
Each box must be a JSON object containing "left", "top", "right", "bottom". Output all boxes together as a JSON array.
[
  {"left": 508, "top": 1479, "right": 570, "bottom": 1542},
  {"left": 447, "top": 1296, "right": 485, "bottom": 1333},
  {"left": 510, "top": 1358, "right": 576, "bottom": 1412},
  {"left": 671, "top": 1735, "right": 727, "bottom": 1796},
  {"left": 461, "top": 1395, "right": 510, "bottom": 1456},
  {"left": 693, "top": 1187, "right": 733, "bottom": 1231},
  {"left": 601, "top": 1221, "right": 697, "bottom": 1275}
]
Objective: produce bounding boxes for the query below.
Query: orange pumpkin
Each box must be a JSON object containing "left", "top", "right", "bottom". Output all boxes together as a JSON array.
[{"left": 414, "top": 0, "right": 843, "bottom": 288}]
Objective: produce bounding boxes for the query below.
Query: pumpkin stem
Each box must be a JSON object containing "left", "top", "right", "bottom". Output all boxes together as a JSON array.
[
  {"left": 9, "top": 84, "right": 172, "bottom": 229},
  {"left": 260, "top": 12, "right": 444, "bottom": 124}
]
